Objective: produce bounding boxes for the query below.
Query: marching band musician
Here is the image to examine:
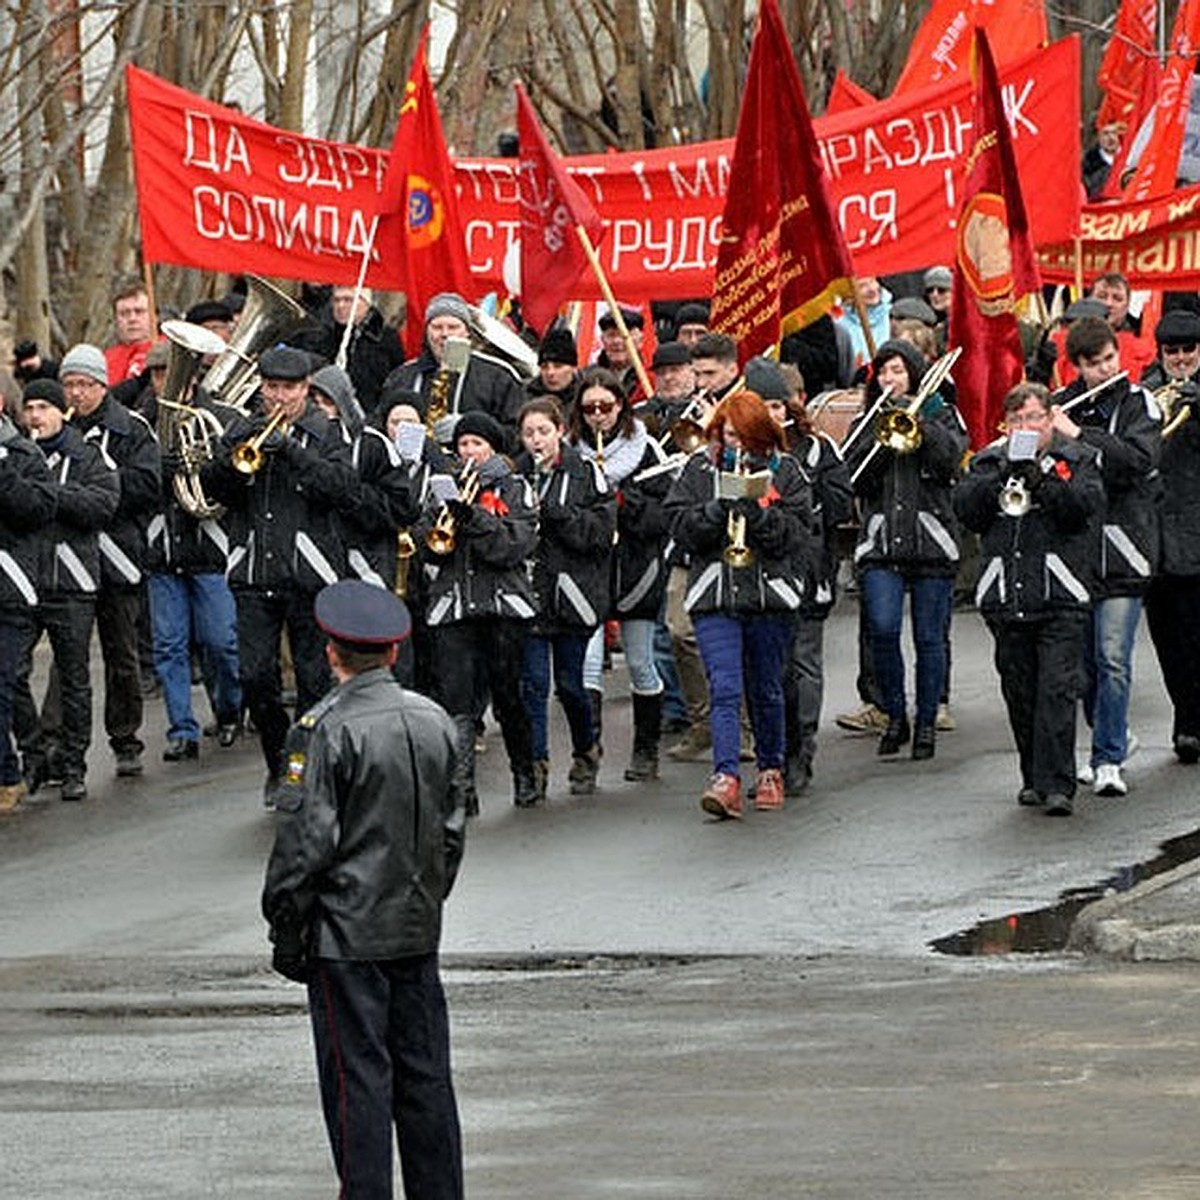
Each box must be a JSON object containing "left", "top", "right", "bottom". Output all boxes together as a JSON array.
[
  {"left": 0, "top": 384, "right": 55, "bottom": 813},
  {"left": 200, "top": 346, "right": 363, "bottom": 808},
  {"left": 414, "top": 410, "right": 539, "bottom": 813},
  {"left": 59, "top": 343, "right": 161, "bottom": 781},
  {"left": 842, "top": 339, "right": 967, "bottom": 762},
  {"left": 665, "top": 390, "right": 814, "bottom": 820},
  {"left": 1141, "top": 317, "right": 1200, "bottom": 764},
  {"left": 16, "top": 380, "right": 120, "bottom": 803},
  {"left": 517, "top": 397, "right": 616, "bottom": 800},
  {"left": 1053, "top": 315, "right": 1162, "bottom": 798},
  {"left": 750, "top": 358, "right": 853, "bottom": 798},
  {"left": 570, "top": 368, "right": 673, "bottom": 783},
  {"left": 380, "top": 292, "right": 526, "bottom": 440},
  {"left": 525, "top": 327, "right": 581, "bottom": 415},
  {"left": 146, "top": 345, "right": 243, "bottom": 764},
  {"left": 955, "top": 382, "right": 1104, "bottom": 817},
  {"left": 1140, "top": 309, "right": 1200, "bottom": 393}
]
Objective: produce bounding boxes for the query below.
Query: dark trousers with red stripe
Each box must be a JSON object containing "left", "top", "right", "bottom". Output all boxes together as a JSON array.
[{"left": 307, "top": 954, "right": 463, "bottom": 1200}]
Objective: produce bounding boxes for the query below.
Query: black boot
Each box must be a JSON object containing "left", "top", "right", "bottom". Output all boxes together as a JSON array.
[
  {"left": 452, "top": 715, "right": 479, "bottom": 816},
  {"left": 911, "top": 725, "right": 936, "bottom": 760},
  {"left": 878, "top": 716, "right": 910, "bottom": 756},
  {"left": 625, "top": 693, "right": 662, "bottom": 781},
  {"left": 512, "top": 763, "right": 540, "bottom": 807},
  {"left": 586, "top": 688, "right": 604, "bottom": 756},
  {"left": 783, "top": 752, "right": 811, "bottom": 797}
]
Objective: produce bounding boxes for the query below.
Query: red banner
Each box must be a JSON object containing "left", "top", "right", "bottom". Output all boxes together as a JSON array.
[
  {"left": 710, "top": 0, "right": 853, "bottom": 360},
  {"left": 949, "top": 31, "right": 1039, "bottom": 450},
  {"left": 1039, "top": 184, "right": 1200, "bottom": 290},
  {"left": 129, "top": 39, "right": 1079, "bottom": 303}
]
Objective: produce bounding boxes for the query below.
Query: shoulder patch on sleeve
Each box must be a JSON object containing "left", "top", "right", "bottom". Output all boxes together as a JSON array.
[{"left": 298, "top": 689, "right": 340, "bottom": 729}]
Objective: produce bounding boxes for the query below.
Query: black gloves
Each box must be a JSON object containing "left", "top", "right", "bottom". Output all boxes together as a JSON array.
[
  {"left": 270, "top": 921, "right": 309, "bottom": 983},
  {"left": 1006, "top": 458, "right": 1042, "bottom": 488},
  {"left": 734, "top": 496, "right": 768, "bottom": 527}
]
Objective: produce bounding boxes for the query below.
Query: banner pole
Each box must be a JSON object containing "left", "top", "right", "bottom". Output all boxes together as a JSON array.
[
  {"left": 1073, "top": 235, "right": 1084, "bottom": 297},
  {"left": 336, "top": 217, "right": 378, "bottom": 371},
  {"left": 574, "top": 224, "right": 655, "bottom": 400},
  {"left": 141, "top": 260, "right": 158, "bottom": 339}
]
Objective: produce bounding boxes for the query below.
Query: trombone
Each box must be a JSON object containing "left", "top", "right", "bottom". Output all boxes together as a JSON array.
[
  {"left": 231, "top": 409, "right": 290, "bottom": 475},
  {"left": 850, "top": 347, "right": 962, "bottom": 486},
  {"left": 425, "top": 467, "right": 481, "bottom": 555}
]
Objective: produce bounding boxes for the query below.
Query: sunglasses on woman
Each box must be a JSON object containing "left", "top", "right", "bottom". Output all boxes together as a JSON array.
[{"left": 580, "top": 399, "right": 618, "bottom": 415}]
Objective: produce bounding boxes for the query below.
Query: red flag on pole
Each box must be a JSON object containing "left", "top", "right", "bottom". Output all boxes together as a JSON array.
[
  {"left": 377, "top": 28, "right": 472, "bottom": 353},
  {"left": 1096, "top": 0, "right": 1158, "bottom": 131},
  {"left": 892, "top": 0, "right": 1047, "bottom": 95},
  {"left": 515, "top": 84, "right": 606, "bottom": 337},
  {"left": 1124, "top": 0, "right": 1200, "bottom": 203},
  {"left": 709, "top": 0, "right": 854, "bottom": 365},
  {"left": 949, "top": 29, "right": 1041, "bottom": 450}
]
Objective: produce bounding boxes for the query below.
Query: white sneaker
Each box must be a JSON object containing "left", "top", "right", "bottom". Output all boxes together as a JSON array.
[
  {"left": 1077, "top": 761, "right": 1095, "bottom": 786},
  {"left": 1093, "top": 763, "right": 1128, "bottom": 797}
]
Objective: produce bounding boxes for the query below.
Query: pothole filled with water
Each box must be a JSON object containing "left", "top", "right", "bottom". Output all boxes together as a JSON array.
[{"left": 931, "top": 827, "right": 1200, "bottom": 955}]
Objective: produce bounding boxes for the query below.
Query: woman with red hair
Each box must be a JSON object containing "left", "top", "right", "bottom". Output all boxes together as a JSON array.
[{"left": 664, "top": 390, "right": 814, "bottom": 819}]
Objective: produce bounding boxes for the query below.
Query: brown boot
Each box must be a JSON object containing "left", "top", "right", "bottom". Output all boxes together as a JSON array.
[{"left": 568, "top": 744, "right": 601, "bottom": 795}]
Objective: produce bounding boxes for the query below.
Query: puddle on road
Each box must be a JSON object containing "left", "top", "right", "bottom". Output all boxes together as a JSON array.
[{"left": 931, "top": 827, "right": 1200, "bottom": 956}]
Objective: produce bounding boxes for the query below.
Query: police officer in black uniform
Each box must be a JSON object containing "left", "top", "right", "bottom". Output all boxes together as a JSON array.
[
  {"left": 262, "top": 580, "right": 466, "bottom": 1200},
  {"left": 200, "top": 346, "right": 362, "bottom": 804}
]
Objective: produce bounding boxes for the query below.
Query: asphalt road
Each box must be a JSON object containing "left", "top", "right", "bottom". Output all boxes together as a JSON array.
[{"left": 2, "top": 601, "right": 1200, "bottom": 1198}]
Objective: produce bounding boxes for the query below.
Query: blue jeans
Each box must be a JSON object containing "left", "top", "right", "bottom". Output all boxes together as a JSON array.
[
  {"left": 860, "top": 568, "right": 952, "bottom": 727},
  {"left": 149, "top": 573, "right": 242, "bottom": 742},
  {"left": 1083, "top": 594, "right": 1141, "bottom": 767},
  {"left": 694, "top": 612, "right": 791, "bottom": 776},
  {"left": 520, "top": 631, "right": 594, "bottom": 760},
  {"left": 582, "top": 619, "right": 662, "bottom": 696}
]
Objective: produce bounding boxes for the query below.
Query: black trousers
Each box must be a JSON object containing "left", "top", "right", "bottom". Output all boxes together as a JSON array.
[
  {"left": 14, "top": 595, "right": 96, "bottom": 777},
  {"left": 989, "top": 612, "right": 1087, "bottom": 799},
  {"left": 308, "top": 954, "right": 463, "bottom": 1200},
  {"left": 0, "top": 613, "right": 32, "bottom": 785},
  {"left": 1145, "top": 573, "right": 1200, "bottom": 741},
  {"left": 235, "top": 589, "right": 331, "bottom": 777},
  {"left": 431, "top": 618, "right": 532, "bottom": 772}
]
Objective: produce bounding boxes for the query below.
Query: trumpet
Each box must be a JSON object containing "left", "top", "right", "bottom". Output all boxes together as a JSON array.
[
  {"left": 999, "top": 475, "right": 1033, "bottom": 517},
  {"left": 425, "top": 468, "right": 481, "bottom": 555},
  {"left": 231, "top": 409, "right": 290, "bottom": 475},
  {"left": 722, "top": 451, "right": 755, "bottom": 569},
  {"left": 1156, "top": 378, "right": 1197, "bottom": 439}
]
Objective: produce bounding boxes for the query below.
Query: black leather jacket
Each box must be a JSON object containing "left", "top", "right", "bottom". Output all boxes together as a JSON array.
[{"left": 262, "top": 669, "right": 467, "bottom": 961}]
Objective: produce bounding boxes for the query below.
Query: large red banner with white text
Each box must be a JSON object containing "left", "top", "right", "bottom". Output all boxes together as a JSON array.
[{"left": 128, "top": 39, "right": 1080, "bottom": 302}]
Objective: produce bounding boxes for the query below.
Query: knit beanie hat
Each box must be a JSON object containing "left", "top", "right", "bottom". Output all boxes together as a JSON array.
[
  {"left": 59, "top": 343, "right": 108, "bottom": 388},
  {"left": 454, "top": 410, "right": 506, "bottom": 452},
  {"left": 425, "top": 292, "right": 472, "bottom": 327},
  {"left": 23, "top": 379, "right": 68, "bottom": 412},
  {"left": 538, "top": 327, "right": 578, "bottom": 366}
]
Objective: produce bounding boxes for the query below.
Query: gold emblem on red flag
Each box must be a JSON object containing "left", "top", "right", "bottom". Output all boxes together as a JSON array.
[{"left": 956, "top": 191, "right": 1014, "bottom": 317}]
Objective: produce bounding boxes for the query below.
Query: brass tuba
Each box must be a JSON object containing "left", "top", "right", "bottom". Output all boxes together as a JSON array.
[
  {"left": 157, "top": 319, "right": 230, "bottom": 519},
  {"left": 200, "top": 275, "right": 308, "bottom": 413}
]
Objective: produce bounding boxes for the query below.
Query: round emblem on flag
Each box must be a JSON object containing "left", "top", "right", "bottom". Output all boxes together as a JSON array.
[
  {"left": 956, "top": 190, "right": 1014, "bottom": 317},
  {"left": 407, "top": 174, "right": 445, "bottom": 248}
]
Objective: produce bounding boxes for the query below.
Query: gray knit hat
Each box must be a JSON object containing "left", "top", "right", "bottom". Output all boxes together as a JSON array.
[
  {"left": 59, "top": 343, "right": 108, "bottom": 388},
  {"left": 424, "top": 292, "right": 472, "bottom": 327}
]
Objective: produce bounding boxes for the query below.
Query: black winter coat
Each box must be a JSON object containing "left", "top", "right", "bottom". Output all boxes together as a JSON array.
[
  {"left": 518, "top": 443, "right": 617, "bottom": 632},
  {"left": 0, "top": 419, "right": 56, "bottom": 611},
  {"left": 665, "top": 447, "right": 813, "bottom": 616},
  {"left": 34, "top": 424, "right": 121, "bottom": 598},
  {"left": 74, "top": 395, "right": 160, "bottom": 590},
  {"left": 382, "top": 347, "right": 526, "bottom": 433},
  {"left": 1157, "top": 411, "right": 1200, "bottom": 575},
  {"left": 1058, "top": 375, "right": 1162, "bottom": 597},
  {"left": 955, "top": 435, "right": 1104, "bottom": 621},
  {"left": 844, "top": 396, "right": 967, "bottom": 578},
  {"left": 200, "top": 400, "right": 362, "bottom": 593}
]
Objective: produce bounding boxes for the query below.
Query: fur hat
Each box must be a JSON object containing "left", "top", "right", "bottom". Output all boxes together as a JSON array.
[
  {"left": 652, "top": 341, "right": 692, "bottom": 369},
  {"left": 1155, "top": 309, "right": 1200, "bottom": 347}
]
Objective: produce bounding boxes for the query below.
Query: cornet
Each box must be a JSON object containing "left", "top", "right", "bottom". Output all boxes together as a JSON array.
[
  {"left": 231, "top": 409, "right": 290, "bottom": 475},
  {"left": 721, "top": 451, "right": 755, "bottom": 569},
  {"left": 426, "top": 468, "right": 481, "bottom": 556}
]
